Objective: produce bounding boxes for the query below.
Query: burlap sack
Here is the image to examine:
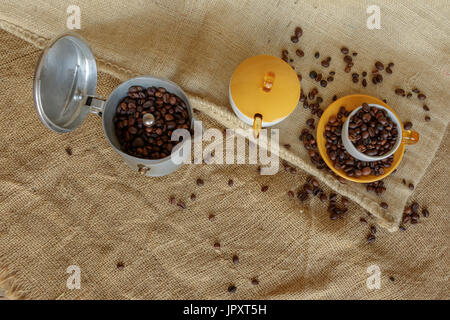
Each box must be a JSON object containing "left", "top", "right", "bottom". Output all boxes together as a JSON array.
[
  {"left": 0, "top": 28, "right": 449, "bottom": 301},
  {"left": 0, "top": 1, "right": 448, "bottom": 300},
  {"left": 1, "top": 0, "right": 448, "bottom": 230}
]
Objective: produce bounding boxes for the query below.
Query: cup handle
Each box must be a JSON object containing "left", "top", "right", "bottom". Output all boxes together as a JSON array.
[
  {"left": 253, "top": 113, "right": 263, "bottom": 138},
  {"left": 402, "top": 130, "right": 419, "bottom": 145}
]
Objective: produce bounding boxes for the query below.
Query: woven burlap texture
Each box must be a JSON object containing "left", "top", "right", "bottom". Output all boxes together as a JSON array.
[
  {"left": 1, "top": 0, "right": 448, "bottom": 231},
  {"left": 0, "top": 1, "right": 448, "bottom": 299}
]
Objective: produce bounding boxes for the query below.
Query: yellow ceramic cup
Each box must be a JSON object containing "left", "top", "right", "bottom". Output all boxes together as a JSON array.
[{"left": 317, "top": 94, "right": 419, "bottom": 183}]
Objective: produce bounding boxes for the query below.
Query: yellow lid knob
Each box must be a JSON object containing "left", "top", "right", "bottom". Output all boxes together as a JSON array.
[{"left": 230, "top": 55, "right": 301, "bottom": 123}]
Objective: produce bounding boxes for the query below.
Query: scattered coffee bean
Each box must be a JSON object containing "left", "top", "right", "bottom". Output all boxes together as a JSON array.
[
  {"left": 365, "top": 180, "right": 387, "bottom": 195},
  {"left": 380, "top": 202, "right": 388, "bottom": 209},
  {"left": 320, "top": 80, "right": 327, "bottom": 87},
  {"left": 295, "top": 27, "right": 303, "bottom": 38},
  {"left": 425, "top": 115, "right": 431, "bottom": 122},
  {"left": 232, "top": 255, "right": 239, "bottom": 264},
  {"left": 412, "top": 88, "right": 419, "bottom": 93},
  {"left": 375, "top": 61, "right": 384, "bottom": 71},
  {"left": 288, "top": 190, "right": 295, "bottom": 198},
  {"left": 406, "top": 92, "right": 412, "bottom": 98},
  {"left": 208, "top": 214, "right": 215, "bottom": 221},
  {"left": 309, "top": 70, "right": 317, "bottom": 79},
  {"left": 196, "top": 178, "right": 204, "bottom": 186},
  {"left": 404, "top": 121, "right": 413, "bottom": 130},
  {"left": 352, "top": 52, "right": 357, "bottom": 56},
  {"left": 342, "top": 197, "right": 349, "bottom": 207},
  {"left": 332, "top": 95, "right": 338, "bottom": 101},
  {"left": 408, "top": 183, "right": 414, "bottom": 190},
  {"left": 261, "top": 185, "right": 269, "bottom": 192},
  {"left": 341, "top": 47, "right": 349, "bottom": 54},
  {"left": 422, "top": 208, "right": 430, "bottom": 218},
  {"left": 65, "top": 147, "right": 72, "bottom": 156},
  {"left": 190, "top": 193, "right": 196, "bottom": 201},
  {"left": 418, "top": 93, "right": 426, "bottom": 100},
  {"left": 402, "top": 179, "right": 406, "bottom": 185},
  {"left": 228, "top": 285, "right": 237, "bottom": 293},
  {"left": 315, "top": 73, "right": 322, "bottom": 82},
  {"left": 360, "top": 217, "right": 367, "bottom": 224},
  {"left": 320, "top": 194, "right": 327, "bottom": 203},
  {"left": 297, "top": 191, "right": 308, "bottom": 202},
  {"left": 389, "top": 276, "right": 395, "bottom": 282},
  {"left": 193, "top": 108, "right": 201, "bottom": 115},
  {"left": 228, "top": 179, "right": 234, "bottom": 187},
  {"left": 362, "top": 78, "right": 367, "bottom": 87},
  {"left": 321, "top": 59, "right": 330, "bottom": 68},
  {"left": 314, "top": 52, "right": 320, "bottom": 59},
  {"left": 116, "top": 262, "right": 125, "bottom": 270},
  {"left": 251, "top": 278, "right": 259, "bottom": 286},
  {"left": 296, "top": 49, "right": 304, "bottom": 57},
  {"left": 344, "top": 55, "right": 352, "bottom": 64},
  {"left": 370, "top": 225, "right": 377, "bottom": 234},
  {"left": 177, "top": 201, "right": 186, "bottom": 209},
  {"left": 423, "top": 104, "right": 430, "bottom": 111},
  {"left": 214, "top": 242, "right": 220, "bottom": 249},
  {"left": 367, "top": 234, "right": 376, "bottom": 243},
  {"left": 395, "top": 88, "right": 406, "bottom": 97},
  {"left": 290, "top": 36, "right": 299, "bottom": 43},
  {"left": 399, "top": 225, "right": 406, "bottom": 231}
]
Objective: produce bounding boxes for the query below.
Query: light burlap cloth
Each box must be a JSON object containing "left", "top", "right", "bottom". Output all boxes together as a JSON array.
[
  {"left": 0, "top": 1, "right": 449, "bottom": 299},
  {"left": 1, "top": 0, "right": 448, "bottom": 230}
]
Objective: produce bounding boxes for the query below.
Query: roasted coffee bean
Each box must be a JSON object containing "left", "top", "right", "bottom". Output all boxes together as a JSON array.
[
  {"left": 344, "top": 55, "right": 352, "bottom": 64},
  {"left": 362, "top": 78, "right": 367, "bottom": 87},
  {"left": 352, "top": 52, "right": 357, "bottom": 56},
  {"left": 380, "top": 202, "right": 389, "bottom": 209},
  {"left": 332, "top": 95, "right": 338, "bottom": 101},
  {"left": 190, "top": 193, "right": 196, "bottom": 201},
  {"left": 395, "top": 88, "right": 406, "bottom": 96},
  {"left": 344, "top": 66, "right": 351, "bottom": 73},
  {"left": 418, "top": 93, "right": 426, "bottom": 100},
  {"left": 320, "top": 80, "right": 327, "bottom": 87},
  {"left": 315, "top": 73, "right": 322, "bottom": 82},
  {"left": 65, "top": 147, "right": 72, "bottom": 156},
  {"left": 314, "top": 52, "right": 320, "bottom": 58},
  {"left": 196, "top": 178, "right": 204, "bottom": 186},
  {"left": 209, "top": 214, "right": 215, "bottom": 221},
  {"left": 423, "top": 104, "right": 430, "bottom": 111},
  {"left": 295, "top": 26, "right": 303, "bottom": 38},
  {"left": 409, "top": 183, "right": 414, "bottom": 190},
  {"left": 406, "top": 92, "right": 412, "bottom": 99},
  {"left": 296, "top": 49, "right": 304, "bottom": 57},
  {"left": 309, "top": 70, "right": 317, "bottom": 79},
  {"left": 375, "top": 61, "right": 384, "bottom": 71},
  {"left": 232, "top": 255, "right": 239, "bottom": 264},
  {"left": 404, "top": 121, "right": 413, "bottom": 130},
  {"left": 411, "top": 202, "right": 419, "bottom": 213},
  {"left": 376, "top": 74, "right": 383, "bottom": 83},
  {"left": 321, "top": 60, "right": 330, "bottom": 68},
  {"left": 228, "top": 285, "right": 237, "bottom": 293},
  {"left": 422, "top": 208, "right": 430, "bottom": 218},
  {"left": 399, "top": 225, "right": 406, "bottom": 231},
  {"left": 228, "top": 179, "right": 234, "bottom": 187},
  {"left": 327, "top": 76, "right": 334, "bottom": 82},
  {"left": 177, "top": 201, "right": 186, "bottom": 209},
  {"left": 320, "top": 194, "right": 327, "bottom": 202},
  {"left": 290, "top": 36, "right": 299, "bottom": 43},
  {"left": 116, "top": 262, "right": 125, "bottom": 270},
  {"left": 261, "top": 185, "right": 269, "bottom": 192},
  {"left": 251, "top": 278, "right": 259, "bottom": 286},
  {"left": 425, "top": 115, "right": 431, "bottom": 122},
  {"left": 341, "top": 47, "right": 349, "bottom": 54},
  {"left": 288, "top": 190, "right": 295, "bottom": 198},
  {"left": 367, "top": 234, "right": 376, "bottom": 243},
  {"left": 342, "top": 197, "right": 349, "bottom": 207},
  {"left": 370, "top": 225, "right": 377, "bottom": 234},
  {"left": 360, "top": 217, "right": 367, "bottom": 224},
  {"left": 412, "top": 88, "right": 419, "bottom": 93}
]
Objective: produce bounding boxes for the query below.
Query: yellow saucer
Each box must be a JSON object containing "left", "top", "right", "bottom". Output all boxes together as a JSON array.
[{"left": 316, "top": 94, "right": 405, "bottom": 183}]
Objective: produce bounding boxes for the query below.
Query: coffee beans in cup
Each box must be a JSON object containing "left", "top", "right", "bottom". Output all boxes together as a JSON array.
[
  {"left": 324, "top": 106, "right": 394, "bottom": 177},
  {"left": 113, "top": 86, "right": 191, "bottom": 160},
  {"left": 348, "top": 103, "right": 398, "bottom": 156}
]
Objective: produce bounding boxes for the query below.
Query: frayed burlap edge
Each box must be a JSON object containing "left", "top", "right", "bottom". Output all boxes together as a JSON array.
[{"left": 0, "top": 18, "right": 398, "bottom": 232}]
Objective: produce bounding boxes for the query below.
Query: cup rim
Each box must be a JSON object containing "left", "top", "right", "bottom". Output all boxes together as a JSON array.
[{"left": 342, "top": 104, "right": 403, "bottom": 162}]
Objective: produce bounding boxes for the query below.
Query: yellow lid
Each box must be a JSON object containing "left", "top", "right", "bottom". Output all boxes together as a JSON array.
[{"left": 230, "top": 55, "right": 300, "bottom": 123}]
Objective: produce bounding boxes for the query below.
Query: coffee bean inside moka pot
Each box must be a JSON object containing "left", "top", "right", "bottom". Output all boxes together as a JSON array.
[{"left": 113, "top": 86, "right": 191, "bottom": 160}]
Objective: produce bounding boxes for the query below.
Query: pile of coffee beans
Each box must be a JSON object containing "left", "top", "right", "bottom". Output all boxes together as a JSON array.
[
  {"left": 365, "top": 180, "right": 386, "bottom": 195},
  {"left": 400, "top": 202, "right": 430, "bottom": 230},
  {"left": 348, "top": 103, "right": 398, "bottom": 156},
  {"left": 113, "top": 86, "right": 191, "bottom": 160},
  {"left": 324, "top": 106, "right": 394, "bottom": 178}
]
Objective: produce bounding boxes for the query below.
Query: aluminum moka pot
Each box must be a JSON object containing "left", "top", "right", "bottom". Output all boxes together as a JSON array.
[{"left": 34, "top": 32, "right": 194, "bottom": 177}]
